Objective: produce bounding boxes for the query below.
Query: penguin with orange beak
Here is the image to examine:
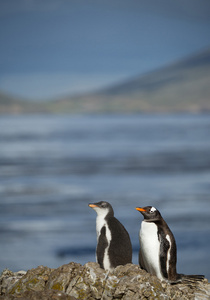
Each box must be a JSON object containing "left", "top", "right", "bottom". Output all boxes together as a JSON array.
[
  {"left": 89, "top": 201, "right": 132, "bottom": 271},
  {"left": 136, "top": 206, "right": 204, "bottom": 283}
]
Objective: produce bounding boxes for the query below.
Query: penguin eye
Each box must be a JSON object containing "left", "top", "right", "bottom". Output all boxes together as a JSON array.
[
  {"left": 101, "top": 203, "right": 107, "bottom": 208},
  {"left": 150, "top": 207, "right": 156, "bottom": 213}
]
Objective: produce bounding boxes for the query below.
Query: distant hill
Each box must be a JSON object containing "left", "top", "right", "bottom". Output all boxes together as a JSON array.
[
  {"left": 1, "top": 48, "right": 210, "bottom": 114},
  {"left": 0, "top": 92, "right": 46, "bottom": 114},
  {"left": 0, "top": 91, "right": 58, "bottom": 114},
  {"left": 50, "top": 47, "right": 210, "bottom": 113},
  {"left": 0, "top": 92, "right": 24, "bottom": 114}
]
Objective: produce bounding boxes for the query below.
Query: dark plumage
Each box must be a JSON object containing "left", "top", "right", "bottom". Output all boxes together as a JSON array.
[
  {"left": 136, "top": 206, "right": 204, "bottom": 283},
  {"left": 89, "top": 201, "right": 132, "bottom": 270}
]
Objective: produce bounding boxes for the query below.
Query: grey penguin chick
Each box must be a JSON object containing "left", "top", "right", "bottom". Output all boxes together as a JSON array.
[
  {"left": 89, "top": 201, "right": 132, "bottom": 270},
  {"left": 136, "top": 206, "right": 204, "bottom": 283}
]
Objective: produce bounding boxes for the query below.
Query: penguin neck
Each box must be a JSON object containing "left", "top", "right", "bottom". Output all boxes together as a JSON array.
[{"left": 144, "top": 217, "right": 166, "bottom": 227}]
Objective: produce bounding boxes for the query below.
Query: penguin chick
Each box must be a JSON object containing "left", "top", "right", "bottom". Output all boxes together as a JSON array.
[
  {"left": 89, "top": 201, "right": 132, "bottom": 270},
  {"left": 136, "top": 206, "right": 204, "bottom": 283}
]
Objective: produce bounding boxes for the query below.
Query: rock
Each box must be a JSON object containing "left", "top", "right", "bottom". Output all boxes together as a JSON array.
[
  {"left": 0, "top": 290, "right": 77, "bottom": 300},
  {"left": 0, "top": 269, "right": 26, "bottom": 296},
  {"left": 0, "top": 262, "right": 210, "bottom": 300}
]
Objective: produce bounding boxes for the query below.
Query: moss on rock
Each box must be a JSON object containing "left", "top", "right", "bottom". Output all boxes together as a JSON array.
[{"left": 1, "top": 262, "right": 209, "bottom": 300}]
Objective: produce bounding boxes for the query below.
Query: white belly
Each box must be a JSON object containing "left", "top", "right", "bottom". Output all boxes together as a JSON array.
[
  {"left": 96, "top": 216, "right": 112, "bottom": 270},
  {"left": 139, "top": 221, "right": 163, "bottom": 280}
]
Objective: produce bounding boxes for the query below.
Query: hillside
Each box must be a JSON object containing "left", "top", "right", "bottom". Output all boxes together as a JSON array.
[
  {"left": 0, "top": 92, "right": 45, "bottom": 114},
  {"left": 1, "top": 48, "right": 210, "bottom": 114},
  {"left": 50, "top": 47, "right": 210, "bottom": 113}
]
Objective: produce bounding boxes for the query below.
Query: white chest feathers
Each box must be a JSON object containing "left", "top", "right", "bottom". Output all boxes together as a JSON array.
[
  {"left": 139, "top": 221, "right": 163, "bottom": 280},
  {"left": 96, "top": 215, "right": 112, "bottom": 270}
]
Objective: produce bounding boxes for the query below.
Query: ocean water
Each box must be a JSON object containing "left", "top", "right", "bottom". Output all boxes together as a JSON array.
[{"left": 0, "top": 114, "right": 210, "bottom": 280}]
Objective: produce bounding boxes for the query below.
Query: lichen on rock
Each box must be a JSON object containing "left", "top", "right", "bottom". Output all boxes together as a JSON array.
[{"left": 0, "top": 262, "right": 210, "bottom": 300}]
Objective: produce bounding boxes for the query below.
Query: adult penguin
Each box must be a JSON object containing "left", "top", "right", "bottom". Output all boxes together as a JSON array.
[
  {"left": 136, "top": 206, "right": 204, "bottom": 283},
  {"left": 89, "top": 201, "right": 132, "bottom": 270}
]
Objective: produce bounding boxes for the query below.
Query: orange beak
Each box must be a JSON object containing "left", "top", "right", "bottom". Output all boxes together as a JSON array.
[
  {"left": 135, "top": 207, "right": 146, "bottom": 212},
  {"left": 88, "top": 204, "right": 98, "bottom": 208}
]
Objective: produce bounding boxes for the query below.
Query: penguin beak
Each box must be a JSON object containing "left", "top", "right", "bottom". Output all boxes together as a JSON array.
[
  {"left": 89, "top": 204, "right": 98, "bottom": 208},
  {"left": 136, "top": 207, "right": 146, "bottom": 212}
]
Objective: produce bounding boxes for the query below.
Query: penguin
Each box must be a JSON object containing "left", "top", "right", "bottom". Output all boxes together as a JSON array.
[
  {"left": 136, "top": 206, "right": 204, "bottom": 283},
  {"left": 89, "top": 201, "right": 132, "bottom": 270}
]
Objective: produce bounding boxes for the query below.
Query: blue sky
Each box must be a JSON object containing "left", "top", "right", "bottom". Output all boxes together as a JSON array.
[{"left": 0, "top": 0, "right": 210, "bottom": 100}]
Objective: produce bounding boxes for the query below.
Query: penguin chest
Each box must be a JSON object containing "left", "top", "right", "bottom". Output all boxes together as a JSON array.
[
  {"left": 139, "top": 221, "right": 163, "bottom": 280},
  {"left": 96, "top": 216, "right": 112, "bottom": 270}
]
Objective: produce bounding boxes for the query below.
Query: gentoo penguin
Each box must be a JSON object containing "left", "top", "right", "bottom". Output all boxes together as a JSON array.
[
  {"left": 136, "top": 206, "right": 204, "bottom": 283},
  {"left": 89, "top": 201, "right": 132, "bottom": 270}
]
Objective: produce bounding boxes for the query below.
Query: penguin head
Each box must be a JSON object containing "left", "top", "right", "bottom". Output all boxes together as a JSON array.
[
  {"left": 89, "top": 201, "right": 114, "bottom": 218},
  {"left": 135, "top": 206, "right": 162, "bottom": 222}
]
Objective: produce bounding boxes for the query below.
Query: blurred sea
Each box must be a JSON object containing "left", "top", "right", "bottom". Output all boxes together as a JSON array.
[{"left": 0, "top": 114, "right": 210, "bottom": 280}]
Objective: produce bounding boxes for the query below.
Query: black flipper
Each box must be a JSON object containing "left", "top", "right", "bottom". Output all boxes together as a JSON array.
[{"left": 96, "top": 226, "right": 108, "bottom": 269}]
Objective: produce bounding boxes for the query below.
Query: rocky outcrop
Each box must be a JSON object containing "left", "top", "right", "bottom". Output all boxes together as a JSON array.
[{"left": 0, "top": 262, "right": 209, "bottom": 300}]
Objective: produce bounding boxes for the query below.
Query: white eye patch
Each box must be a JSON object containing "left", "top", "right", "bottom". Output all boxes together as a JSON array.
[{"left": 150, "top": 207, "right": 156, "bottom": 213}]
